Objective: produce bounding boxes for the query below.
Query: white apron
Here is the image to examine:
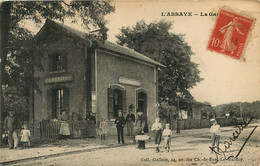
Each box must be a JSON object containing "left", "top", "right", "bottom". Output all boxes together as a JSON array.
[{"left": 59, "top": 121, "right": 70, "bottom": 135}]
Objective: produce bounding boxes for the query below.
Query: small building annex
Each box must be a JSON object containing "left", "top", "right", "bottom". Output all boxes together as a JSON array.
[{"left": 31, "top": 19, "right": 163, "bottom": 133}]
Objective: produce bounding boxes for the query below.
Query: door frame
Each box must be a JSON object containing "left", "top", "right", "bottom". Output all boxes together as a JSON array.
[
  {"left": 135, "top": 88, "right": 148, "bottom": 121},
  {"left": 49, "top": 85, "right": 69, "bottom": 119}
]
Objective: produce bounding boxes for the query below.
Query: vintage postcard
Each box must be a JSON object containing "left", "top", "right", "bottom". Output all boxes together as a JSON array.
[{"left": 0, "top": 0, "right": 259, "bottom": 166}]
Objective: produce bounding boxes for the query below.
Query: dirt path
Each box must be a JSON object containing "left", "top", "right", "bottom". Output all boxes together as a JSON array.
[{"left": 9, "top": 124, "right": 260, "bottom": 166}]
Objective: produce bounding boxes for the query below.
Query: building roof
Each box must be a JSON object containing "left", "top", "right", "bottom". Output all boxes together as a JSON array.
[
  {"left": 37, "top": 19, "right": 164, "bottom": 67},
  {"left": 192, "top": 101, "right": 211, "bottom": 107}
]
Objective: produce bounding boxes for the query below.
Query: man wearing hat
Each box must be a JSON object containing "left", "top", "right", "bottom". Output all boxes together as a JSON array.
[
  {"left": 3, "top": 109, "right": 19, "bottom": 149},
  {"left": 210, "top": 119, "right": 221, "bottom": 149},
  {"left": 125, "top": 104, "right": 135, "bottom": 136},
  {"left": 115, "top": 111, "right": 125, "bottom": 144}
]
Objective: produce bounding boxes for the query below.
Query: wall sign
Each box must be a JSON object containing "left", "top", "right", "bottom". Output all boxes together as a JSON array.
[
  {"left": 44, "top": 74, "right": 73, "bottom": 84},
  {"left": 119, "top": 77, "right": 141, "bottom": 86}
]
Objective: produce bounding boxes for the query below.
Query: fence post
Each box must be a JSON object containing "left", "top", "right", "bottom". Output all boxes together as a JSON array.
[{"left": 40, "top": 121, "right": 42, "bottom": 140}]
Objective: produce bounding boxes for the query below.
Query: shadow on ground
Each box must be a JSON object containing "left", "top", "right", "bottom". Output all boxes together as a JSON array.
[
  {"left": 187, "top": 139, "right": 212, "bottom": 144},
  {"left": 1, "top": 136, "right": 129, "bottom": 149}
]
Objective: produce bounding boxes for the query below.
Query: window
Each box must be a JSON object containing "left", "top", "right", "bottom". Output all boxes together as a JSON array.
[
  {"left": 50, "top": 53, "right": 66, "bottom": 72},
  {"left": 112, "top": 89, "right": 122, "bottom": 118},
  {"left": 52, "top": 89, "right": 64, "bottom": 119},
  {"left": 137, "top": 92, "right": 147, "bottom": 114},
  {"left": 108, "top": 86, "right": 126, "bottom": 120},
  {"left": 136, "top": 90, "right": 148, "bottom": 121}
]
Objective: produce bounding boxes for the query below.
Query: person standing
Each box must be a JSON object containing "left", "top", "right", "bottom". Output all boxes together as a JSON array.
[
  {"left": 99, "top": 118, "right": 108, "bottom": 140},
  {"left": 20, "top": 123, "right": 31, "bottom": 149},
  {"left": 115, "top": 111, "right": 125, "bottom": 144},
  {"left": 125, "top": 106, "right": 135, "bottom": 136},
  {"left": 151, "top": 118, "right": 163, "bottom": 153},
  {"left": 133, "top": 110, "right": 146, "bottom": 143},
  {"left": 162, "top": 124, "right": 172, "bottom": 152},
  {"left": 3, "top": 110, "right": 19, "bottom": 149},
  {"left": 86, "top": 111, "right": 97, "bottom": 138},
  {"left": 71, "top": 112, "right": 80, "bottom": 138},
  {"left": 86, "top": 111, "right": 96, "bottom": 124},
  {"left": 210, "top": 119, "right": 221, "bottom": 149},
  {"left": 58, "top": 110, "right": 71, "bottom": 140}
]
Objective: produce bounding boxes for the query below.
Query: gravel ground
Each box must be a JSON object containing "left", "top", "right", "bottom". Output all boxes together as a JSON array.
[{"left": 7, "top": 124, "right": 260, "bottom": 166}]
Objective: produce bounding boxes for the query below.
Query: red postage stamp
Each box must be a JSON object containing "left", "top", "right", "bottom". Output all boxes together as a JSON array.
[{"left": 207, "top": 9, "right": 254, "bottom": 61}]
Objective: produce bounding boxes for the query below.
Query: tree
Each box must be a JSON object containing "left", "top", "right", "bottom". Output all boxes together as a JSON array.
[
  {"left": 116, "top": 20, "right": 202, "bottom": 133},
  {"left": 215, "top": 101, "right": 260, "bottom": 119},
  {"left": 1, "top": 1, "right": 115, "bottom": 82},
  {"left": 0, "top": 1, "right": 114, "bottom": 143},
  {"left": 116, "top": 20, "right": 202, "bottom": 107}
]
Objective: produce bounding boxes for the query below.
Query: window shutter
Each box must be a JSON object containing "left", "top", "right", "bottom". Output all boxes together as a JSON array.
[
  {"left": 122, "top": 90, "right": 127, "bottom": 115},
  {"left": 63, "top": 87, "right": 69, "bottom": 118},
  {"left": 108, "top": 88, "right": 113, "bottom": 119}
]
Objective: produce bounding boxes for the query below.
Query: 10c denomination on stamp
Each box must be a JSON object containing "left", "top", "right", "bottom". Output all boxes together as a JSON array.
[{"left": 207, "top": 9, "right": 254, "bottom": 61}]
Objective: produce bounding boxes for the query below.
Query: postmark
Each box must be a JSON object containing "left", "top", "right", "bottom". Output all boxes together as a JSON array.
[{"left": 207, "top": 9, "right": 255, "bottom": 61}]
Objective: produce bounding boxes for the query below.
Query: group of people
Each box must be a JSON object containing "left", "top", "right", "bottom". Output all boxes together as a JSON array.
[
  {"left": 2, "top": 109, "right": 82, "bottom": 150},
  {"left": 114, "top": 106, "right": 139, "bottom": 144},
  {"left": 3, "top": 110, "right": 31, "bottom": 149},
  {"left": 151, "top": 118, "right": 172, "bottom": 153},
  {"left": 112, "top": 108, "right": 221, "bottom": 154},
  {"left": 109, "top": 106, "right": 146, "bottom": 144},
  {"left": 150, "top": 117, "right": 221, "bottom": 153},
  {"left": 58, "top": 110, "right": 97, "bottom": 140},
  {"left": 3, "top": 107, "right": 221, "bottom": 153},
  {"left": 111, "top": 106, "right": 173, "bottom": 153}
]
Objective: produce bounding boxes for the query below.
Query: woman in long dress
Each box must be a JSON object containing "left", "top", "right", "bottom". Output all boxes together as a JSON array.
[
  {"left": 219, "top": 17, "right": 244, "bottom": 54},
  {"left": 58, "top": 110, "right": 71, "bottom": 140},
  {"left": 133, "top": 111, "right": 146, "bottom": 143}
]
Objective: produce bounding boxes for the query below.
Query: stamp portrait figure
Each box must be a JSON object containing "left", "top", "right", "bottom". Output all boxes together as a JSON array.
[{"left": 219, "top": 17, "right": 244, "bottom": 54}]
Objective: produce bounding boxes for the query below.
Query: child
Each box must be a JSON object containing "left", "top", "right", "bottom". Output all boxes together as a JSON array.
[
  {"left": 210, "top": 119, "right": 221, "bottom": 149},
  {"left": 151, "top": 118, "right": 163, "bottom": 153},
  {"left": 162, "top": 124, "right": 172, "bottom": 152},
  {"left": 71, "top": 112, "right": 80, "bottom": 138},
  {"left": 20, "top": 123, "right": 30, "bottom": 149},
  {"left": 99, "top": 118, "right": 108, "bottom": 140}
]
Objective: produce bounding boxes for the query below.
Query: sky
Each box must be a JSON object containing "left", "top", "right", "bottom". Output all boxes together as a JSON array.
[{"left": 26, "top": 0, "right": 260, "bottom": 106}]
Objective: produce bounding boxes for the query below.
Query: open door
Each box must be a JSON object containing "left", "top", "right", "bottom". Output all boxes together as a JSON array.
[
  {"left": 50, "top": 86, "right": 69, "bottom": 119},
  {"left": 137, "top": 92, "right": 147, "bottom": 118}
]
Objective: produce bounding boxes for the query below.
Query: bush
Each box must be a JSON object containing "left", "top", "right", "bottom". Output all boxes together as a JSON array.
[{"left": 3, "top": 87, "right": 29, "bottom": 122}]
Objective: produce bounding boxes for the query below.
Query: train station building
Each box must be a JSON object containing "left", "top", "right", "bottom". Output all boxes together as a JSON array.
[{"left": 31, "top": 19, "right": 163, "bottom": 133}]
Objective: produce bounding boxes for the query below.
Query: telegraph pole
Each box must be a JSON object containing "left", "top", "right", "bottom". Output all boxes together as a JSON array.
[{"left": 176, "top": 95, "right": 180, "bottom": 133}]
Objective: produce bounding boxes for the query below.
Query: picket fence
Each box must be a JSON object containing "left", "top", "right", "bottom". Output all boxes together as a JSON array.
[
  {"left": 28, "top": 120, "right": 94, "bottom": 141},
  {"left": 169, "top": 117, "right": 243, "bottom": 130},
  {"left": 28, "top": 120, "right": 60, "bottom": 140}
]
